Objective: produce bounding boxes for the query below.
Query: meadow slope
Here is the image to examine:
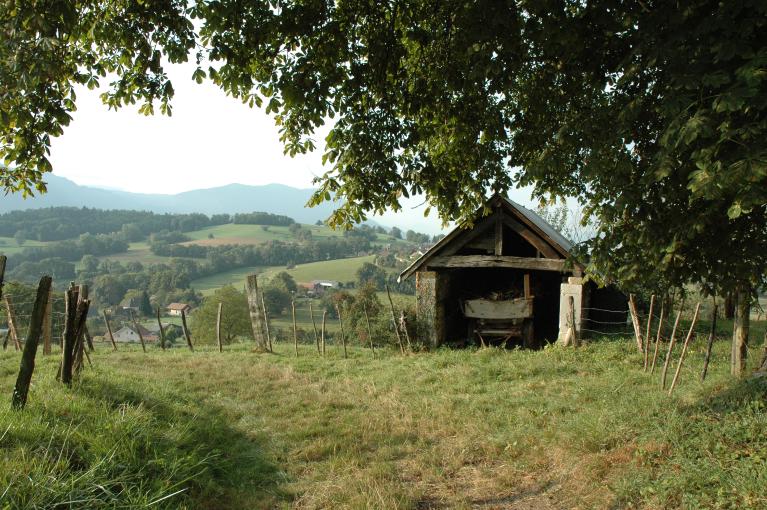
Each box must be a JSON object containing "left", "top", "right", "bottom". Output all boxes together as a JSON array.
[{"left": 0, "top": 339, "right": 765, "bottom": 509}]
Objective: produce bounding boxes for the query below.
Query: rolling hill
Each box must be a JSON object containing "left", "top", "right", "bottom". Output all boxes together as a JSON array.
[{"left": 1, "top": 174, "right": 339, "bottom": 225}]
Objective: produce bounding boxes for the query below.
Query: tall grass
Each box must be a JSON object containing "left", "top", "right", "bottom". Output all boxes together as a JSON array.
[{"left": 0, "top": 336, "right": 765, "bottom": 509}]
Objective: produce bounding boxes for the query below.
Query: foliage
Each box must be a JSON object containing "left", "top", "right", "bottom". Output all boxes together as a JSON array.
[
  {"left": 190, "top": 285, "right": 251, "bottom": 344},
  {"left": 262, "top": 285, "right": 290, "bottom": 316},
  {"left": 356, "top": 262, "right": 386, "bottom": 290},
  {"left": 232, "top": 212, "right": 294, "bottom": 226},
  {"left": 270, "top": 271, "right": 297, "bottom": 294}
]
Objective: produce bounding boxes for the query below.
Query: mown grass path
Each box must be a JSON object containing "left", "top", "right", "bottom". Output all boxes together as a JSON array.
[{"left": 0, "top": 339, "right": 765, "bottom": 509}]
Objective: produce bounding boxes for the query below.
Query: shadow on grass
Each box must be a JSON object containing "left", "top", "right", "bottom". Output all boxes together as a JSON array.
[{"left": 73, "top": 379, "right": 289, "bottom": 509}]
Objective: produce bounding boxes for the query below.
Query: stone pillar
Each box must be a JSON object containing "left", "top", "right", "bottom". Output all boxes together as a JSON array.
[
  {"left": 416, "top": 271, "right": 445, "bottom": 348},
  {"left": 558, "top": 277, "right": 585, "bottom": 343}
]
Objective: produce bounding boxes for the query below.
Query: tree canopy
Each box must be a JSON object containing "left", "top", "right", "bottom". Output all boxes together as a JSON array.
[{"left": 2, "top": 1, "right": 766, "bottom": 293}]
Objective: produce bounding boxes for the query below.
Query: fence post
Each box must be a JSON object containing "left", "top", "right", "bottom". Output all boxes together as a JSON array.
[
  {"left": 11, "top": 276, "right": 52, "bottom": 409},
  {"left": 246, "top": 274, "right": 268, "bottom": 351},
  {"left": 309, "top": 301, "right": 320, "bottom": 355},
  {"left": 156, "top": 307, "right": 166, "bottom": 350},
  {"left": 661, "top": 301, "right": 684, "bottom": 389},
  {"left": 669, "top": 303, "right": 701, "bottom": 395},
  {"left": 385, "top": 284, "right": 405, "bottom": 354},
  {"left": 336, "top": 304, "right": 347, "bottom": 359},
  {"left": 130, "top": 310, "right": 146, "bottom": 353},
  {"left": 5, "top": 296, "right": 20, "bottom": 350},
  {"left": 643, "top": 295, "right": 655, "bottom": 370},
  {"left": 43, "top": 286, "right": 53, "bottom": 355},
  {"left": 321, "top": 310, "right": 326, "bottom": 356},
  {"left": 650, "top": 301, "right": 666, "bottom": 373},
  {"left": 103, "top": 310, "right": 117, "bottom": 351},
  {"left": 260, "top": 293, "right": 272, "bottom": 352},
  {"left": 701, "top": 302, "right": 718, "bottom": 381},
  {"left": 181, "top": 309, "right": 194, "bottom": 352},
  {"left": 628, "top": 294, "right": 643, "bottom": 353},
  {"left": 216, "top": 302, "right": 223, "bottom": 353},
  {"left": 60, "top": 287, "right": 78, "bottom": 385},
  {"left": 568, "top": 296, "right": 578, "bottom": 347}
]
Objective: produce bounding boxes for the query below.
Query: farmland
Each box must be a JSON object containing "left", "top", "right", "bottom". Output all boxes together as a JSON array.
[{"left": 1, "top": 336, "right": 765, "bottom": 509}]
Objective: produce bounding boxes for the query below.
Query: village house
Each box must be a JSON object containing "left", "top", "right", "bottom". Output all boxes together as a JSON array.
[
  {"left": 166, "top": 303, "right": 191, "bottom": 316},
  {"left": 112, "top": 324, "right": 158, "bottom": 343}
]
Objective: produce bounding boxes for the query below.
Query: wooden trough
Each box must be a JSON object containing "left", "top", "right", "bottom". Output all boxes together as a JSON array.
[{"left": 462, "top": 296, "right": 534, "bottom": 347}]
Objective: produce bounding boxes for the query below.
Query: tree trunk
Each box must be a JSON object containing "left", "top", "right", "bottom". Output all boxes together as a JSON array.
[
  {"left": 724, "top": 292, "right": 735, "bottom": 319},
  {"left": 731, "top": 288, "right": 749, "bottom": 376},
  {"left": 12, "top": 276, "right": 52, "bottom": 409}
]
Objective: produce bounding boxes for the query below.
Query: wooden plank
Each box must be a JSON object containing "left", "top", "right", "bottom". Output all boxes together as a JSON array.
[
  {"left": 428, "top": 255, "right": 567, "bottom": 272},
  {"left": 12, "top": 276, "right": 52, "bottom": 409},
  {"left": 463, "top": 298, "right": 532, "bottom": 319},
  {"left": 523, "top": 273, "right": 531, "bottom": 299}
]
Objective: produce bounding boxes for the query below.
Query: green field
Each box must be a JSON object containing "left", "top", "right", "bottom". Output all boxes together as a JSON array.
[
  {"left": 0, "top": 236, "right": 48, "bottom": 255},
  {"left": 1, "top": 337, "right": 764, "bottom": 509}
]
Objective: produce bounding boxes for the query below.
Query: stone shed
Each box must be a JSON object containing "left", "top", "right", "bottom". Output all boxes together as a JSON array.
[{"left": 399, "top": 194, "right": 624, "bottom": 348}]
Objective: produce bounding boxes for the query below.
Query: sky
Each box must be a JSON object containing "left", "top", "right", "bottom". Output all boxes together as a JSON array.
[{"left": 47, "top": 61, "right": 539, "bottom": 235}]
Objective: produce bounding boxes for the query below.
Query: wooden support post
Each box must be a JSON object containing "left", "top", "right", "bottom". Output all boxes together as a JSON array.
[
  {"left": 216, "top": 302, "right": 223, "bottom": 353},
  {"left": 336, "top": 304, "right": 347, "bottom": 359},
  {"left": 246, "top": 274, "right": 268, "bottom": 351},
  {"left": 84, "top": 326, "right": 95, "bottom": 352},
  {"left": 643, "top": 295, "right": 655, "bottom": 370},
  {"left": 181, "top": 309, "right": 194, "bottom": 352},
  {"left": 72, "top": 299, "right": 90, "bottom": 375},
  {"left": 668, "top": 303, "right": 701, "bottom": 396},
  {"left": 628, "top": 294, "right": 643, "bottom": 353},
  {"left": 11, "top": 276, "right": 52, "bottom": 409},
  {"left": 731, "top": 288, "right": 749, "bottom": 377},
  {"left": 260, "top": 294, "right": 272, "bottom": 352},
  {"left": 156, "top": 308, "right": 166, "bottom": 350},
  {"left": 701, "top": 303, "right": 718, "bottom": 381},
  {"left": 292, "top": 299, "right": 299, "bottom": 357},
  {"left": 661, "top": 301, "right": 684, "bottom": 390},
  {"left": 363, "top": 304, "right": 375, "bottom": 357},
  {"left": 103, "top": 310, "right": 117, "bottom": 351},
  {"left": 385, "top": 284, "right": 405, "bottom": 354},
  {"left": 309, "top": 301, "right": 320, "bottom": 355},
  {"left": 5, "top": 296, "right": 21, "bottom": 350},
  {"left": 130, "top": 310, "right": 146, "bottom": 353},
  {"left": 399, "top": 310, "right": 413, "bottom": 351},
  {"left": 523, "top": 273, "right": 531, "bottom": 299},
  {"left": 321, "top": 310, "right": 326, "bottom": 356},
  {"left": 650, "top": 301, "right": 666, "bottom": 374},
  {"left": 42, "top": 285, "right": 53, "bottom": 355}
]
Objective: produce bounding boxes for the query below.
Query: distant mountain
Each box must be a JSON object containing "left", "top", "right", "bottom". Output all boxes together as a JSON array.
[{"left": 0, "top": 175, "right": 339, "bottom": 225}]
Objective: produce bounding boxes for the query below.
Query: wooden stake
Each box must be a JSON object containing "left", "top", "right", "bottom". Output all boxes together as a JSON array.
[
  {"left": 84, "top": 326, "right": 95, "bottom": 352},
  {"left": 5, "top": 296, "right": 20, "bottom": 350},
  {"left": 628, "top": 294, "right": 643, "bottom": 352},
  {"left": 60, "top": 289, "right": 77, "bottom": 385},
  {"left": 385, "top": 284, "right": 405, "bottom": 354},
  {"left": 309, "top": 301, "right": 320, "bottom": 354},
  {"left": 11, "top": 276, "right": 52, "bottom": 409},
  {"left": 103, "top": 310, "right": 117, "bottom": 351},
  {"left": 731, "top": 287, "right": 749, "bottom": 376},
  {"left": 245, "top": 274, "right": 268, "bottom": 350},
  {"left": 668, "top": 303, "right": 701, "bottom": 395},
  {"left": 156, "top": 307, "right": 166, "bottom": 350},
  {"left": 643, "top": 295, "right": 655, "bottom": 370},
  {"left": 292, "top": 299, "right": 299, "bottom": 357},
  {"left": 400, "top": 310, "right": 413, "bottom": 351},
  {"left": 43, "top": 285, "right": 52, "bottom": 355},
  {"left": 363, "top": 303, "right": 376, "bottom": 357},
  {"left": 650, "top": 300, "right": 666, "bottom": 374},
  {"left": 321, "top": 310, "right": 326, "bottom": 356},
  {"left": 181, "top": 309, "right": 194, "bottom": 352},
  {"left": 336, "top": 304, "right": 347, "bottom": 359},
  {"left": 661, "top": 300, "right": 684, "bottom": 389},
  {"left": 701, "top": 302, "right": 717, "bottom": 381},
  {"left": 216, "top": 302, "right": 223, "bottom": 353},
  {"left": 130, "top": 310, "right": 147, "bottom": 353},
  {"left": 260, "top": 293, "right": 272, "bottom": 352}
]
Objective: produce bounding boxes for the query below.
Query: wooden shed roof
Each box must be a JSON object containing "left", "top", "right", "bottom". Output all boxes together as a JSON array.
[{"left": 399, "top": 194, "right": 577, "bottom": 281}]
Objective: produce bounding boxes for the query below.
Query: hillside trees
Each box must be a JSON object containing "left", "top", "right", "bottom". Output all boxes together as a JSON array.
[{"left": 191, "top": 285, "right": 251, "bottom": 344}]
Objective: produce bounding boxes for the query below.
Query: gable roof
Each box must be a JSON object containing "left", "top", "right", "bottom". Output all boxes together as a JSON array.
[
  {"left": 166, "top": 303, "right": 191, "bottom": 311},
  {"left": 399, "top": 194, "right": 574, "bottom": 281}
]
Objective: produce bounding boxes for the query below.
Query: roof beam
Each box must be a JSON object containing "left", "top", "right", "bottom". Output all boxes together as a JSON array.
[{"left": 427, "top": 255, "right": 570, "bottom": 272}]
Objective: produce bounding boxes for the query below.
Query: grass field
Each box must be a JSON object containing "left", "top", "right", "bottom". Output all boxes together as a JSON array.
[
  {"left": 0, "top": 236, "right": 48, "bottom": 255},
  {"left": 1, "top": 336, "right": 765, "bottom": 509}
]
